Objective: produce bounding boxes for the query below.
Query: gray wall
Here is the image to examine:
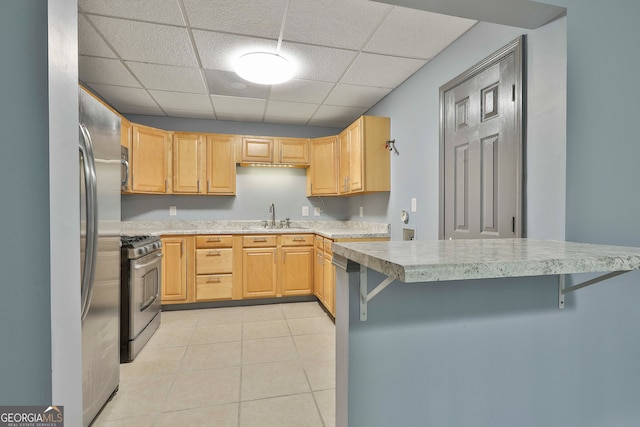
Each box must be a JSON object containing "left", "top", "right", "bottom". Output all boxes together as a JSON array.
[
  {"left": 0, "top": 0, "right": 52, "bottom": 404},
  {"left": 360, "top": 18, "right": 567, "bottom": 240},
  {"left": 341, "top": 1, "right": 640, "bottom": 425},
  {"left": 121, "top": 116, "right": 348, "bottom": 221}
]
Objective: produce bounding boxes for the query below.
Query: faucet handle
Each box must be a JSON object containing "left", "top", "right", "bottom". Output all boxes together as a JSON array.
[{"left": 285, "top": 218, "right": 291, "bottom": 228}]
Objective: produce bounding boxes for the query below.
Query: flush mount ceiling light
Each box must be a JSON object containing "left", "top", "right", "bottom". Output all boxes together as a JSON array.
[{"left": 235, "top": 52, "right": 294, "bottom": 85}]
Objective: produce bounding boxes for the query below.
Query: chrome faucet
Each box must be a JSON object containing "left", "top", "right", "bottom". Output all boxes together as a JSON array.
[{"left": 269, "top": 203, "right": 276, "bottom": 228}]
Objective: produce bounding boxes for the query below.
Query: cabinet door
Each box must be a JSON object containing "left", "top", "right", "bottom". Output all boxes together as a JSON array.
[
  {"left": 308, "top": 136, "right": 338, "bottom": 195},
  {"left": 161, "top": 236, "right": 188, "bottom": 303},
  {"left": 206, "top": 134, "right": 237, "bottom": 194},
  {"left": 242, "top": 136, "right": 273, "bottom": 163},
  {"left": 281, "top": 246, "right": 313, "bottom": 296},
  {"left": 242, "top": 248, "right": 277, "bottom": 298},
  {"left": 348, "top": 119, "right": 364, "bottom": 192},
  {"left": 131, "top": 125, "right": 169, "bottom": 193},
  {"left": 338, "top": 129, "right": 350, "bottom": 194},
  {"left": 313, "top": 247, "right": 324, "bottom": 301},
  {"left": 278, "top": 138, "right": 309, "bottom": 165},
  {"left": 173, "top": 133, "right": 202, "bottom": 194},
  {"left": 323, "top": 252, "right": 335, "bottom": 316}
]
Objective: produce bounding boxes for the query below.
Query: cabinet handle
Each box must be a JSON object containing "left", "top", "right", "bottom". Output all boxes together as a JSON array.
[
  {"left": 207, "top": 251, "right": 221, "bottom": 256},
  {"left": 207, "top": 277, "right": 221, "bottom": 283},
  {"left": 207, "top": 237, "right": 221, "bottom": 242},
  {"left": 197, "top": 180, "right": 200, "bottom": 193},
  {"left": 253, "top": 238, "right": 267, "bottom": 242},
  {"left": 293, "top": 237, "right": 305, "bottom": 241},
  {"left": 207, "top": 180, "right": 210, "bottom": 193}
]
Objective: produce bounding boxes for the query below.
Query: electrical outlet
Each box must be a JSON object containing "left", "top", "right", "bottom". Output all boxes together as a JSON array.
[
  {"left": 411, "top": 198, "right": 417, "bottom": 213},
  {"left": 169, "top": 206, "right": 177, "bottom": 216},
  {"left": 302, "top": 206, "right": 309, "bottom": 217},
  {"left": 359, "top": 206, "right": 364, "bottom": 217},
  {"left": 314, "top": 207, "right": 322, "bottom": 216}
]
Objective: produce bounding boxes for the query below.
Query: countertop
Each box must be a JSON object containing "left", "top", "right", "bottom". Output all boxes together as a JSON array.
[
  {"left": 121, "top": 220, "right": 390, "bottom": 240},
  {"left": 331, "top": 238, "right": 640, "bottom": 283}
]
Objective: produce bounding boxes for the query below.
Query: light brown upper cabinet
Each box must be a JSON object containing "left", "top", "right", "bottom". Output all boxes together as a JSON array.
[
  {"left": 171, "top": 133, "right": 237, "bottom": 195},
  {"left": 276, "top": 138, "right": 309, "bottom": 166},
  {"left": 241, "top": 136, "right": 273, "bottom": 163},
  {"left": 206, "top": 134, "right": 237, "bottom": 195},
  {"left": 241, "top": 136, "right": 309, "bottom": 167},
  {"left": 172, "top": 132, "right": 202, "bottom": 194},
  {"left": 338, "top": 116, "right": 390, "bottom": 195},
  {"left": 131, "top": 124, "right": 169, "bottom": 194},
  {"left": 307, "top": 135, "right": 339, "bottom": 196}
]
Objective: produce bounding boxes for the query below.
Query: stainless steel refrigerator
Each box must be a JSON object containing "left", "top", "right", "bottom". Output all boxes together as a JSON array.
[{"left": 79, "top": 87, "right": 121, "bottom": 426}]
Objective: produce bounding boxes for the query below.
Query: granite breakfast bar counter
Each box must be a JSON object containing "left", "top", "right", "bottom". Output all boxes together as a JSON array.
[{"left": 330, "top": 238, "right": 640, "bottom": 427}]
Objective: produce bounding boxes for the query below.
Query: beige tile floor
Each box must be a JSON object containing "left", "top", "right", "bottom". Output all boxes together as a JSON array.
[{"left": 93, "top": 301, "right": 336, "bottom": 427}]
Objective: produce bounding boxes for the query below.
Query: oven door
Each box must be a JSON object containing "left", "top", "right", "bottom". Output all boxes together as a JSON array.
[{"left": 129, "top": 251, "right": 162, "bottom": 339}]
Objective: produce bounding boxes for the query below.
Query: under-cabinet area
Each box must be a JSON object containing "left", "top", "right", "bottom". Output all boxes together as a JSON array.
[{"left": 119, "top": 112, "right": 390, "bottom": 197}]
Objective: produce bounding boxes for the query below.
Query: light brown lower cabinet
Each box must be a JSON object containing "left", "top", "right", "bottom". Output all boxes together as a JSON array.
[
  {"left": 160, "top": 233, "right": 384, "bottom": 309},
  {"left": 161, "top": 235, "right": 192, "bottom": 303}
]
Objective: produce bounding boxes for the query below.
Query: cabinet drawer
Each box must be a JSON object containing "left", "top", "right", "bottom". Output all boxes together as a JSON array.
[
  {"left": 242, "top": 235, "right": 277, "bottom": 247},
  {"left": 196, "top": 274, "right": 233, "bottom": 301},
  {"left": 196, "top": 235, "right": 233, "bottom": 248},
  {"left": 281, "top": 234, "right": 314, "bottom": 246},
  {"left": 196, "top": 248, "right": 233, "bottom": 274}
]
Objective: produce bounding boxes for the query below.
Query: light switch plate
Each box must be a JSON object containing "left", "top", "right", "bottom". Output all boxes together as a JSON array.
[
  {"left": 411, "top": 198, "right": 417, "bottom": 213},
  {"left": 302, "top": 206, "right": 309, "bottom": 216},
  {"left": 169, "top": 206, "right": 177, "bottom": 216},
  {"left": 314, "top": 207, "right": 322, "bottom": 216},
  {"left": 359, "top": 206, "right": 364, "bottom": 217}
]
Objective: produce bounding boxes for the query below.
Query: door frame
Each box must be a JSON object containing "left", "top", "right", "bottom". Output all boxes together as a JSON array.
[{"left": 438, "top": 36, "right": 526, "bottom": 240}]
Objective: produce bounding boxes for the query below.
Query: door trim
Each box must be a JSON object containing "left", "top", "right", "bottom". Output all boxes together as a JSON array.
[{"left": 438, "top": 36, "right": 526, "bottom": 239}]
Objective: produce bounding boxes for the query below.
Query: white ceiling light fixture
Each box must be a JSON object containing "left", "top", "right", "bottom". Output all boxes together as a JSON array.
[
  {"left": 235, "top": 52, "right": 294, "bottom": 85},
  {"left": 234, "top": 0, "right": 293, "bottom": 85}
]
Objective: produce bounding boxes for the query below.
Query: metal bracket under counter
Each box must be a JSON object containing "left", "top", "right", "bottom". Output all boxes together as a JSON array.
[
  {"left": 557, "top": 270, "right": 631, "bottom": 309},
  {"left": 359, "top": 266, "right": 634, "bottom": 321}
]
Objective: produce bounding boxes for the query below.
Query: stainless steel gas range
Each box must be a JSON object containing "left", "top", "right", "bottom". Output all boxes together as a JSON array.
[{"left": 120, "top": 235, "right": 162, "bottom": 362}]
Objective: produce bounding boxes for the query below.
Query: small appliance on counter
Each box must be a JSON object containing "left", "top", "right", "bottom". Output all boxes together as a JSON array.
[{"left": 120, "top": 235, "right": 162, "bottom": 362}]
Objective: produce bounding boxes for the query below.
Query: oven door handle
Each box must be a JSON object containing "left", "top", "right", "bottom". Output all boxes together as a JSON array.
[{"left": 133, "top": 253, "right": 163, "bottom": 270}]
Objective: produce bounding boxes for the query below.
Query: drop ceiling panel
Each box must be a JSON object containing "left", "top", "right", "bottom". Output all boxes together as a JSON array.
[
  {"left": 88, "top": 84, "right": 164, "bottom": 115},
  {"left": 204, "top": 70, "right": 269, "bottom": 99},
  {"left": 364, "top": 7, "right": 476, "bottom": 59},
  {"left": 149, "top": 91, "right": 213, "bottom": 114},
  {"left": 270, "top": 79, "right": 335, "bottom": 104},
  {"left": 78, "top": 15, "right": 116, "bottom": 58},
  {"left": 284, "top": 0, "right": 392, "bottom": 50},
  {"left": 211, "top": 95, "right": 266, "bottom": 122},
  {"left": 183, "top": 0, "right": 284, "bottom": 39},
  {"left": 78, "top": 0, "right": 185, "bottom": 26},
  {"left": 325, "top": 84, "right": 392, "bottom": 108},
  {"left": 265, "top": 101, "right": 319, "bottom": 124},
  {"left": 194, "top": 30, "right": 277, "bottom": 72},
  {"left": 309, "top": 105, "right": 368, "bottom": 128},
  {"left": 79, "top": 56, "right": 140, "bottom": 87},
  {"left": 341, "top": 53, "right": 427, "bottom": 88},
  {"left": 89, "top": 16, "right": 198, "bottom": 67},
  {"left": 127, "top": 62, "right": 206, "bottom": 94},
  {"left": 280, "top": 43, "right": 358, "bottom": 83}
]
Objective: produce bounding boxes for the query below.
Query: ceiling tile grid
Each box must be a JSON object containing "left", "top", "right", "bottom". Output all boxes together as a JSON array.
[{"left": 77, "top": 0, "right": 477, "bottom": 127}]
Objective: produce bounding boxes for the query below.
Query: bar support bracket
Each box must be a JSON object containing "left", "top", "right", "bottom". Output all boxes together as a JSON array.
[
  {"left": 360, "top": 265, "right": 396, "bottom": 321},
  {"left": 558, "top": 270, "right": 630, "bottom": 309}
]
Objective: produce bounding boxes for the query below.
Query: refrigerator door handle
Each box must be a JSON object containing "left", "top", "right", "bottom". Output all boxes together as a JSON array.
[
  {"left": 79, "top": 123, "right": 99, "bottom": 322},
  {"left": 121, "top": 158, "right": 129, "bottom": 186}
]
